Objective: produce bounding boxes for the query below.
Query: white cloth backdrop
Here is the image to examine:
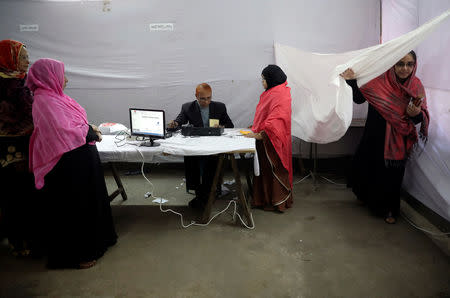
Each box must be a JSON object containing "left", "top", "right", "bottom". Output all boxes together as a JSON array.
[
  {"left": 382, "top": 0, "right": 450, "bottom": 222},
  {"left": 0, "top": 0, "right": 380, "bottom": 128},
  {"left": 274, "top": 8, "right": 450, "bottom": 144}
]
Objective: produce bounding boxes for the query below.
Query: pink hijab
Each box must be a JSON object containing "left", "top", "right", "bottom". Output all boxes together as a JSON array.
[{"left": 27, "top": 58, "right": 90, "bottom": 189}]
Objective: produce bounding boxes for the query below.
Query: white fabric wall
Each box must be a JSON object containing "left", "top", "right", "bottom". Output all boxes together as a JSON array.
[
  {"left": 275, "top": 7, "right": 449, "bottom": 144},
  {"left": 382, "top": 0, "right": 450, "bottom": 221},
  {"left": 382, "top": 0, "right": 419, "bottom": 42},
  {"left": 0, "top": 0, "right": 379, "bottom": 132}
]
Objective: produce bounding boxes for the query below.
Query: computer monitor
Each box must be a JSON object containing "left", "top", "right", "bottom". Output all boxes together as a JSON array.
[{"left": 129, "top": 108, "right": 165, "bottom": 146}]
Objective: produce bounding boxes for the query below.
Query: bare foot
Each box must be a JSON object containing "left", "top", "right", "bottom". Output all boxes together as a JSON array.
[{"left": 79, "top": 260, "right": 96, "bottom": 269}]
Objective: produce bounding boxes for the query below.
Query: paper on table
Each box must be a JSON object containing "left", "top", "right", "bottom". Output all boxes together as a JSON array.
[{"left": 209, "top": 119, "right": 219, "bottom": 127}]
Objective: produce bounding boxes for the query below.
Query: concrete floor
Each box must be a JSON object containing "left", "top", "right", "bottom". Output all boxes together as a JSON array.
[{"left": 0, "top": 163, "right": 449, "bottom": 298}]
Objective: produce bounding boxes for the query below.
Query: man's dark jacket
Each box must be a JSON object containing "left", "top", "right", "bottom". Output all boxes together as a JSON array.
[{"left": 174, "top": 100, "right": 234, "bottom": 128}]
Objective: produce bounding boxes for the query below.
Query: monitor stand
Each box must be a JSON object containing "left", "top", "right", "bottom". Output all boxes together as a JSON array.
[{"left": 140, "top": 137, "right": 160, "bottom": 147}]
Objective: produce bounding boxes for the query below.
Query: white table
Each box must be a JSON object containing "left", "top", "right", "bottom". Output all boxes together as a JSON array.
[
  {"left": 96, "top": 129, "right": 256, "bottom": 225},
  {"left": 97, "top": 129, "right": 256, "bottom": 161}
]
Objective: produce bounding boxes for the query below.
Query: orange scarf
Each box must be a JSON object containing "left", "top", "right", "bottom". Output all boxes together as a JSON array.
[{"left": 0, "top": 39, "right": 26, "bottom": 79}]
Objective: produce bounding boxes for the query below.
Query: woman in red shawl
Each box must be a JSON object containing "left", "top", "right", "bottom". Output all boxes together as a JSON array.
[
  {"left": 0, "top": 39, "right": 37, "bottom": 256},
  {"left": 341, "top": 51, "right": 429, "bottom": 224},
  {"left": 246, "top": 65, "right": 293, "bottom": 212}
]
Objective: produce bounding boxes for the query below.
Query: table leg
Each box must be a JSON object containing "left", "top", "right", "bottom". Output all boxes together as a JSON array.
[
  {"left": 230, "top": 154, "right": 252, "bottom": 226},
  {"left": 217, "top": 157, "right": 226, "bottom": 196},
  {"left": 239, "top": 153, "right": 253, "bottom": 198},
  {"left": 108, "top": 162, "right": 128, "bottom": 202},
  {"left": 200, "top": 154, "right": 225, "bottom": 223}
]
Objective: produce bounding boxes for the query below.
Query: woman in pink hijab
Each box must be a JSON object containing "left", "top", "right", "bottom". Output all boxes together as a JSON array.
[{"left": 27, "top": 58, "right": 116, "bottom": 269}]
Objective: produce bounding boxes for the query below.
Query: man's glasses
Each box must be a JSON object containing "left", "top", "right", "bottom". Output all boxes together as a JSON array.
[{"left": 395, "top": 62, "right": 415, "bottom": 68}]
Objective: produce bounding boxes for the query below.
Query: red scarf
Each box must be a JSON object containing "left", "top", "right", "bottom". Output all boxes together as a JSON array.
[
  {"left": 360, "top": 66, "right": 429, "bottom": 161},
  {"left": 252, "top": 82, "right": 292, "bottom": 185}
]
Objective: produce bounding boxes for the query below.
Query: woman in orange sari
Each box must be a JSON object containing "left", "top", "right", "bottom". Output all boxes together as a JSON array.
[
  {"left": 246, "top": 65, "right": 293, "bottom": 212},
  {"left": 0, "top": 39, "right": 36, "bottom": 255}
]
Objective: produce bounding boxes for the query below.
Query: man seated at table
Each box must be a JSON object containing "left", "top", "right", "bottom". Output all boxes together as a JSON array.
[{"left": 167, "top": 83, "right": 234, "bottom": 209}]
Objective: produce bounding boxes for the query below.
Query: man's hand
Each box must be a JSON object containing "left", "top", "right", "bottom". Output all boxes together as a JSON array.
[
  {"left": 244, "top": 132, "right": 263, "bottom": 140},
  {"left": 407, "top": 101, "right": 422, "bottom": 117},
  {"left": 167, "top": 120, "right": 179, "bottom": 129},
  {"left": 340, "top": 68, "right": 356, "bottom": 80}
]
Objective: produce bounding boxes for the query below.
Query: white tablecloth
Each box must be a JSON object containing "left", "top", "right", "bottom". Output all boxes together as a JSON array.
[{"left": 96, "top": 128, "right": 256, "bottom": 164}]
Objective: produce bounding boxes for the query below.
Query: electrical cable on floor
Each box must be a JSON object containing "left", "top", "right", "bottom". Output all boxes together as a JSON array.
[
  {"left": 134, "top": 147, "right": 255, "bottom": 229},
  {"left": 400, "top": 211, "right": 450, "bottom": 237},
  {"left": 294, "top": 169, "right": 446, "bottom": 236}
]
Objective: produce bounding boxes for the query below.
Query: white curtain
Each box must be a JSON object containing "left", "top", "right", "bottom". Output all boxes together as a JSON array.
[
  {"left": 0, "top": 0, "right": 380, "bottom": 128},
  {"left": 275, "top": 9, "right": 449, "bottom": 144}
]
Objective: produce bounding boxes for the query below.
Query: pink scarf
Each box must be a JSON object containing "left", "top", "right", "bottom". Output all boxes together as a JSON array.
[
  {"left": 27, "top": 58, "right": 90, "bottom": 189},
  {"left": 252, "top": 82, "right": 293, "bottom": 186}
]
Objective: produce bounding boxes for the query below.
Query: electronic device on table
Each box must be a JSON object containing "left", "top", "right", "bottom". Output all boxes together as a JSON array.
[
  {"left": 181, "top": 124, "right": 224, "bottom": 136},
  {"left": 129, "top": 108, "right": 166, "bottom": 147}
]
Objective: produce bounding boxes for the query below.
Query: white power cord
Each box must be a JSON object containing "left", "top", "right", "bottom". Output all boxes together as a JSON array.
[
  {"left": 114, "top": 130, "right": 136, "bottom": 147},
  {"left": 400, "top": 211, "right": 450, "bottom": 237},
  {"left": 134, "top": 147, "right": 255, "bottom": 229}
]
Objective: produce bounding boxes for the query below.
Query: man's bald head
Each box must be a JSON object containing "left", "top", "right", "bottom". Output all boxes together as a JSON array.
[
  {"left": 195, "top": 83, "right": 212, "bottom": 108},
  {"left": 195, "top": 83, "right": 212, "bottom": 96}
]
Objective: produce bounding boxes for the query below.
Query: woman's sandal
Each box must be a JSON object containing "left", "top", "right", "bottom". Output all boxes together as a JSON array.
[
  {"left": 11, "top": 249, "right": 31, "bottom": 257},
  {"left": 9, "top": 242, "right": 31, "bottom": 257},
  {"left": 79, "top": 260, "right": 96, "bottom": 269},
  {"left": 384, "top": 212, "right": 396, "bottom": 224}
]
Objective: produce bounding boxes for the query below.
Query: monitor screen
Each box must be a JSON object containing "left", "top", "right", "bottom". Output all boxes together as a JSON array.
[{"left": 129, "top": 108, "right": 165, "bottom": 138}]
